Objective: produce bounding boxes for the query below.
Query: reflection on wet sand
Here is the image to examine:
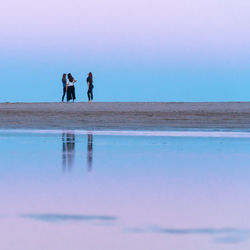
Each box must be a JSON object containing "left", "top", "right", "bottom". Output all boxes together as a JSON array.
[
  {"left": 87, "top": 134, "right": 93, "bottom": 172},
  {"left": 62, "top": 132, "right": 93, "bottom": 172},
  {"left": 62, "top": 132, "right": 75, "bottom": 171},
  {"left": 22, "top": 213, "right": 117, "bottom": 223}
]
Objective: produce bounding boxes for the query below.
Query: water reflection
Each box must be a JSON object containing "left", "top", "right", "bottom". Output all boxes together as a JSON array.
[
  {"left": 61, "top": 132, "right": 93, "bottom": 172},
  {"left": 87, "top": 133, "right": 93, "bottom": 172},
  {"left": 22, "top": 213, "right": 117, "bottom": 223},
  {"left": 126, "top": 226, "right": 250, "bottom": 244},
  {"left": 62, "top": 132, "right": 75, "bottom": 171}
]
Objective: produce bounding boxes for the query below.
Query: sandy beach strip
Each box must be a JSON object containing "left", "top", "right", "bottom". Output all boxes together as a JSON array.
[{"left": 0, "top": 102, "right": 250, "bottom": 131}]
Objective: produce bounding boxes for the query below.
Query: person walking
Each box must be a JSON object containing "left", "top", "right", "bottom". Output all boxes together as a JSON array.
[
  {"left": 67, "top": 73, "right": 77, "bottom": 102},
  {"left": 87, "top": 72, "right": 94, "bottom": 102},
  {"left": 61, "top": 73, "right": 67, "bottom": 102}
]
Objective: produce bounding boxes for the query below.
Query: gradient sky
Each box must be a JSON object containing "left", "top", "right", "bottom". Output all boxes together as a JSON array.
[{"left": 1, "top": 0, "right": 250, "bottom": 102}]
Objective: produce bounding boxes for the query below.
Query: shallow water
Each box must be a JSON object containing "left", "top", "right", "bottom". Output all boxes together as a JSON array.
[{"left": 1, "top": 130, "right": 250, "bottom": 250}]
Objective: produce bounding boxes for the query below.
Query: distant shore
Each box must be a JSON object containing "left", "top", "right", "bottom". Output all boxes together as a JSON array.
[{"left": 0, "top": 102, "right": 250, "bottom": 131}]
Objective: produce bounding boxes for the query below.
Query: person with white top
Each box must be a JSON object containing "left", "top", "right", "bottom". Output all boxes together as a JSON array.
[{"left": 67, "top": 73, "right": 77, "bottom": 102}]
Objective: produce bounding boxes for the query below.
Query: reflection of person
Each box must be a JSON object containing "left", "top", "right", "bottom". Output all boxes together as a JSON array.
[
  {"left": 62, "top": 132, "right": 75, "bottom": 171},
  {"left": 86, "top": 72, "right": 94, "bottom": 102},
  {"left": 61, "top": 73, "right": 67, "bottom": 102},
  {"left": 87, "top": 133, "right": 93, "bottom": 172},
  {"left": 67, "top": 73, "right": 77, "bottom": 102}
]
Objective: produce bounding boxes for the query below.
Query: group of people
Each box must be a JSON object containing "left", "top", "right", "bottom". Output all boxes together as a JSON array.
[{"left": 61, "top": 72, "right": 94, "bottom": 102}]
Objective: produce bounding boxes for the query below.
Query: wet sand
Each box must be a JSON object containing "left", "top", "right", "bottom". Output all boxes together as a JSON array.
[{"left": 0, "top": 102, "right": 250, "bottom": 131}]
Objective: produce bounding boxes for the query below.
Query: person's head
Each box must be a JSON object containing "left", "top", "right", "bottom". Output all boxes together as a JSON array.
[
  {"left": 88, "top": 72, "right": 93, "bottom": 81},
  {"left": 62, "top": 73, "right": 66, "bottom": 80},
  {"left": 68, "top": 73, "right": 74, "bottom": 82}
]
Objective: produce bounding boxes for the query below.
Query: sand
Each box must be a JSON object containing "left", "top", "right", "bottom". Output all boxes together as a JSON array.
[{"left": 0, "top": 102, "right": 250, "bottom": 131}]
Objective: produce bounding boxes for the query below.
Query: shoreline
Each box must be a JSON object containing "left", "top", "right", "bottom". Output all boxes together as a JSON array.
[
  {"left": 1, "top": 129, "right": 250, "bottom": 138},
  {"left": 0, "top": 102, "right": 250, "bottom": 131}
]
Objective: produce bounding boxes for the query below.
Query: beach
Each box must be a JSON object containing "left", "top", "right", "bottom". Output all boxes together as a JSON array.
[
  {"left": 0, "top": 102, "right": 250, "bottom": 130},
  {"left": 1, "top": 104, "right": 250, "bottom": 250}
]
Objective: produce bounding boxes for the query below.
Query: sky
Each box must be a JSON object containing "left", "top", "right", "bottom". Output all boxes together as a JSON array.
[{"left": 1, "top": 0, "right": 250, "bottom": 102}]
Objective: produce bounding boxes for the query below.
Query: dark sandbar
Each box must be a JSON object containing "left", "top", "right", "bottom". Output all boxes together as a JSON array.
[{"left": 0, "top": 102, "right": 250, "bottom": 131}]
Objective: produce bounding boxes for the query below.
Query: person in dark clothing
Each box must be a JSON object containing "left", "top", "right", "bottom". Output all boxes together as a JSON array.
[
  {"left": 87, "top": 72, "right": 94, "bottom": 102},
  {"left": 61, "top": 73, "right": 67, "bottom": 102},
  {"left": 67, "top": 73, "right": 77, "bottom": 102}
]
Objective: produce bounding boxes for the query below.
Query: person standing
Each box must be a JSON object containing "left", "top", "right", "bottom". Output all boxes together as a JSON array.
[
  {"left": 67, "top": 73, "right": 77, "bottom": 102},
  {"left": 61, "top": 73, "right": 67, "bottom": 102},
  {"left": 87, "top": 72, "right": 94, "bottom": 102}
]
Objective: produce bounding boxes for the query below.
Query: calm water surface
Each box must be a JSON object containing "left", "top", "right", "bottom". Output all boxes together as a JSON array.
[{"left": 0, "top": 130, "right": 250, "bottom": 250}]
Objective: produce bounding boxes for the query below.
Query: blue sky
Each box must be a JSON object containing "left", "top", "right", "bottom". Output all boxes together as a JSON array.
[{"left": 1, "top": 0, "right": 250, "bottom": 102}]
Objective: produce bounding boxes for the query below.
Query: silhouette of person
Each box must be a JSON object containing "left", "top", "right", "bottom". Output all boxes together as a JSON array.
[
  {"left": 87, "top": 133, "right": 93, "bottom": 172},
  {"left": 61, "top": 73, "right": 67, "bottom": 102},
  {"left": 86, "top": 72, "right": 94, "bottom": 102},
  {"left": 67, "top": 73, "right": 77, "bottom": 102},
  {"left": 62, "top": 132, "right": 75, "bottom": 171}
]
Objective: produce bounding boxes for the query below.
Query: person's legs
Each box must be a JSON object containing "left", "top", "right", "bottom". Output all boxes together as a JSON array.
[
  {"left": 87, "top": 90, "right": 91, "bottom": 102},
  {"left": 90, "top": 90, "right": 93, "bottom": 101},
  {"left": 72, "top": 86, "right": 76, "bottom": 102},
  {"left": 67, "top": 87, "right": 71, "bottom": 102},
  {"left": 62, "top": 87, "right": 66, "bottom": 102}
]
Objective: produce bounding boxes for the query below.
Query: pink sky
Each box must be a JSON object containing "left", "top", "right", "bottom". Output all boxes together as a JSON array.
[{"left": 1, "top": 0, "right": 250, "bottom": 57}]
